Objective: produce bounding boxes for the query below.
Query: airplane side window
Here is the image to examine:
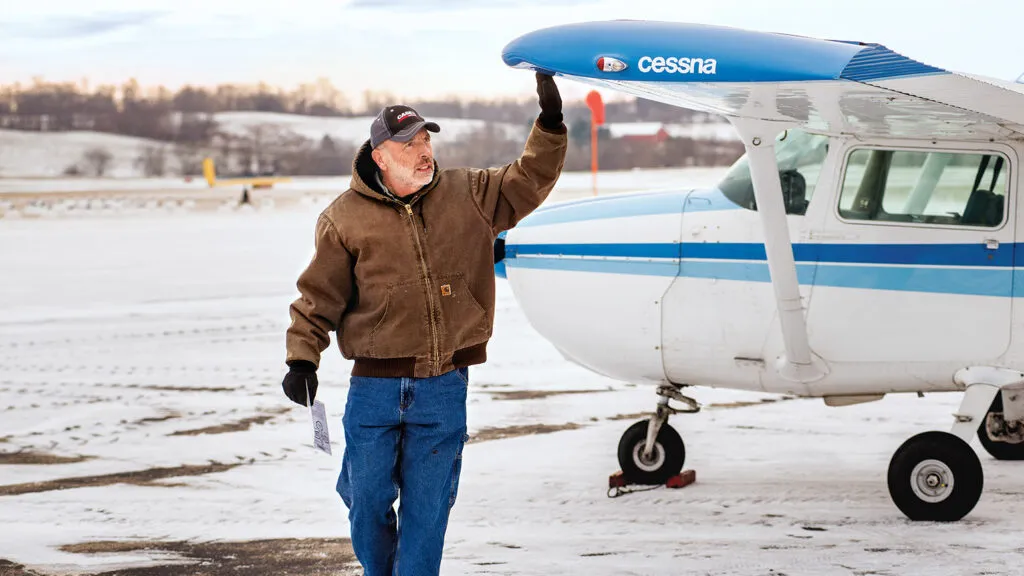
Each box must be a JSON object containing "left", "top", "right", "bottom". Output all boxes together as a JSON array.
[
  {"left": 717, "top": 129, "right": 829, "bottom": 215},
  {"left": 838, "top": 148, "right": 1009, "bottom": 227}
]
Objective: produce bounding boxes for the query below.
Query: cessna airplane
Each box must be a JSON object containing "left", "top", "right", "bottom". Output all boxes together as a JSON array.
[{"left": 496, "top": 20, "right": 1024, "bottom": 522}]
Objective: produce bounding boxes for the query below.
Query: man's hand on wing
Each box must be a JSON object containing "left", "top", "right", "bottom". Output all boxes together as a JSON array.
[{"left": 536, "top": 72, "right": 562, "bottom": 129}]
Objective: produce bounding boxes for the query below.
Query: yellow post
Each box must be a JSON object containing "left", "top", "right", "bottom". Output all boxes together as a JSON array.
[{"left": 202, "top": 158, "right": 217, "bottom": 187}]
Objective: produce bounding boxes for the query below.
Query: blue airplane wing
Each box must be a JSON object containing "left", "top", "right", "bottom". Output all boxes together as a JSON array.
[{"left": 502, "top": 21, "right": 1024, "bottom": 141}]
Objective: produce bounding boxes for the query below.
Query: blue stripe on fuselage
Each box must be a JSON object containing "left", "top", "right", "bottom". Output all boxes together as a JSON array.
[
  {"left": 503, "top": 241, "right": 1020, "bottom": 297},
  {"left": 511, "top": 242, "right": 1013, "bottom": 267}
]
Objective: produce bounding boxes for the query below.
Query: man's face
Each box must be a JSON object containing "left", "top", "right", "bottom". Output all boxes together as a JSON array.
[{"left": 375, "top": 129, "right": 434, "bottom": 195}]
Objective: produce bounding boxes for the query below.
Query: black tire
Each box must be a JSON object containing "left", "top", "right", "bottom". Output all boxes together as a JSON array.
[
  {"left": 887, "top": 431, "right": 983, "bottom": 521},
  {"left": 977, "top": 393, "right": 1024, "bottom": 460},
  {"left": 617, "top": 419, "right": 685, "bottom": 485}
]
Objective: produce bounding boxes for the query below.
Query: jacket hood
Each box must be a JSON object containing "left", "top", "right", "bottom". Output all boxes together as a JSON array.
[{"left": 350, "top": 139, "right": 441, "bottom": 202}]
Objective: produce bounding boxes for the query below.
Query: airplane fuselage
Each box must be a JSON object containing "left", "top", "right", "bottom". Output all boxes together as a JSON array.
[{"left": 502, "top": 131, "right": 1024, "bottom": 401}]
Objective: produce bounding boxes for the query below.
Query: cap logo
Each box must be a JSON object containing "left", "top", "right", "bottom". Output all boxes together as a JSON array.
[{"left": 396, "top": 111, "right": 416, "bottom": 122}]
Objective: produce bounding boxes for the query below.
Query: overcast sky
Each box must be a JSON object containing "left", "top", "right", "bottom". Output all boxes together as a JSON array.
[{"left": 2, "top": 0, "right": 1022, "bottom": 106}]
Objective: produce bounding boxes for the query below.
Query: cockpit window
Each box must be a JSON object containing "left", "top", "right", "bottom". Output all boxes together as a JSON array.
[
  {"left": 838, "top": 148, "right": 1009, "bottom": 227},
  {"left": 717, "top": 129, "right": 829, "bottom": 215}
]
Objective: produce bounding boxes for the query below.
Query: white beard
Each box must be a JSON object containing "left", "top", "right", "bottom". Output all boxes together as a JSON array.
[{"left": 383, "top": 155, "right": 433, "bottom": 192}]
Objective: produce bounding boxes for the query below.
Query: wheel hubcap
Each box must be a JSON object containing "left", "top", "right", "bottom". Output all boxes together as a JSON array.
[
  {"left": 910, "top": 459, "right": 954, "bottom": 503},
  {"left": 633, "top": 441, "right": 665, "bottom": 472}
]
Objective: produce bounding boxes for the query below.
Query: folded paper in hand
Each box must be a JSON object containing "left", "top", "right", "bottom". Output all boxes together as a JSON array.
[{"left": 306, "top": 383, "right": 331, "bottom": 455}]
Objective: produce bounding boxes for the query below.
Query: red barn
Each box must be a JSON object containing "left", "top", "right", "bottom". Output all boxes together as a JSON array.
[{"left": 606, "top": 122, "right": 670, "bottom": 143}]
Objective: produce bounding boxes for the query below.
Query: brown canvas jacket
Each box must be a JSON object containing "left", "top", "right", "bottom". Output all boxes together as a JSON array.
[{"left": 286, "top": 119, "right": 567, "bottom": 378}]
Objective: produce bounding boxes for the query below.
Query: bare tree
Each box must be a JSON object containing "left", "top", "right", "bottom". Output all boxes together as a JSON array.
[
  {"left": 134, "top": 145, "right": 167, "bottom": 176},
  {"left": 173, "top": 142, "right": 205, "bottom": 176},
  {"left": 82, "top": 146, "right": 113, "bottom": 176}
]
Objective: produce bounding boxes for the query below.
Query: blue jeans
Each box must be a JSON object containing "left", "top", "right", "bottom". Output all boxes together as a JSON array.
[{"left": 337, "top": 367, "right": 469, "bottom": 576}]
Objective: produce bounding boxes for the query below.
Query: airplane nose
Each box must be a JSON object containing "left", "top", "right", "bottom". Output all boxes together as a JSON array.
[{"left": 497, "top": 191, "right": 688, "bottom": 383}]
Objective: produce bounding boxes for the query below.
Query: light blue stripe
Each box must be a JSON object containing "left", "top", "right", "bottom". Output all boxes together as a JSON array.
[
  {"left": 683, "top": 261, "right": 817, "bottom": 284},
  {"left": 521, "top": 188, "right": 740, "bottom": 228},
  {"left": 688, "top": 260, "right": 1015, "bottom": 295},
  {"left": 506, "top": 257, "right": 679, "bottom": 277},
  {"left": 510, "top": 243, "right": 679, "bottom": 259},
  {"left": 815, "top": 265, "right": 1012, "bottom": 297},
  {"left": 687, "top": 261, "right": 1014, "bottom": 297}
]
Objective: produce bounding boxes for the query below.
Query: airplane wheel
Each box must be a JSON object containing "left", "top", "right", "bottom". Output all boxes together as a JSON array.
[
  {"left": 977, "top": 394, "right": 1024, "bottom": 460},
  {"left": 887, "top": 431, "right": 983, "bottom": 522},
  {"left": 617, "top": 419, "right": 684, "bottom": 485}
]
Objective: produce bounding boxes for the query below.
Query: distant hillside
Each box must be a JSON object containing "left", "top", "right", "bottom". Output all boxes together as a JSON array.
[
  {"left": 0, "top": 115, "right": 530, "bottom": 178},
  {"left": 0, "top": 111, "right": 741, "bottom": 179},
  {"left": 0, "top": 130, "right": 166, "bottom": 178},
  {"left": 211, "top": 111, "right": 529, "bottom": 145}
]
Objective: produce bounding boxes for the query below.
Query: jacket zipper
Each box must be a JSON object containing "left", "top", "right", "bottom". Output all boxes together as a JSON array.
[{"left": 405, "top": 203, "right": 440, "bottom": 374}]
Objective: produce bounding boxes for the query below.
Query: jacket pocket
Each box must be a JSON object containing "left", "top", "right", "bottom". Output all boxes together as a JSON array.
[
  {"left": 366, "top": 287, "right": 390, "bottom": 357},
  {"left": 437, "top": 274, "right": 489, "bottom": 349},
  {"left": 365, "top": 281, "right": 428, "bottom": 358}
]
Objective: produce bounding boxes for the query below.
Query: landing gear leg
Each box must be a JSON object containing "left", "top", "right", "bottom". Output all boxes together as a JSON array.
[{"left": 617, "top": 383, "right": 698, "bottom": 485}]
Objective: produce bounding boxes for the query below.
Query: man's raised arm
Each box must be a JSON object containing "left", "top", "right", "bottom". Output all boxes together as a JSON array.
[{"left": 466, "top": 73, "right": 568, "bottom": 234}]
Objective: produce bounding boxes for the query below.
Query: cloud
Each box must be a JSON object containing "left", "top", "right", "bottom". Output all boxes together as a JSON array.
[
  {"left": 348, "top": 0, "right": 587, "bottom": 9},
  {"left": 0, "top": 11, "right": 164, "bottom": 40}
]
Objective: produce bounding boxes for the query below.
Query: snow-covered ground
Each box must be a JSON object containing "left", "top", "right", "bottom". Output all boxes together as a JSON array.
[
  {"left": 3, "top": 181, "right": 1024, "bottom": 575},
  {"left": 0, "top": 167, "right": 731, "bottom": 226}
]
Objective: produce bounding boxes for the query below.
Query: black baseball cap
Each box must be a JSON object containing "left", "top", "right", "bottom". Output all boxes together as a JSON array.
[{"left": 370, "top": 105, "right": 440, "bottom": 149}]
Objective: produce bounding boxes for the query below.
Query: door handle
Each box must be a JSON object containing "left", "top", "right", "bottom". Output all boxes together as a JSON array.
[{"left": 985, "top": 239, "right": 999, "bottom": 250}]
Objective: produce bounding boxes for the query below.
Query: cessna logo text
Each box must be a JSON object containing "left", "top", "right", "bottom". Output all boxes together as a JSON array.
[{"left": 637, "top": 56, "right": 717, "bottom": 75}]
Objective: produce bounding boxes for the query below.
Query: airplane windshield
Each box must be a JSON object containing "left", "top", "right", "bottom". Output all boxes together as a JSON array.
[{"left": 717, "top": 129, "right": 829, "bottom": 215}]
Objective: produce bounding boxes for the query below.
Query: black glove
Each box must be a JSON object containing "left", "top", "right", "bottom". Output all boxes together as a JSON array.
[
  {"left": 536, "top": 72, "right": 562, "bottom": 130},
  {"left": 282, "top": 360, "right": 318, "bottom": 406}
]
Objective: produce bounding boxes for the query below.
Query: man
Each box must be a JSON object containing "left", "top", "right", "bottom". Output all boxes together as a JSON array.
[{"left": 281, "top": 72, "right": 566, "bottom": 575}]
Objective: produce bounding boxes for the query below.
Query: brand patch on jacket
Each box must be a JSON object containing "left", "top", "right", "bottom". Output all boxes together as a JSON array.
[{"left": 441, "top": 284, "right": 452, "bottom": 296}]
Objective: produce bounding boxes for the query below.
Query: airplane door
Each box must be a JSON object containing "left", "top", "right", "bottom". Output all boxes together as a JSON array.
[{"left": 806, "top": 144, "right": 1016, "bottom": 363}]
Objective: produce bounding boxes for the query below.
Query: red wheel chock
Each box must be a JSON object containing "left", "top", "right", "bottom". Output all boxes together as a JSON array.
[
  {"left": 666, "top": 469, "right": 696, "bottom": 488},
  {"left": 608, "top": 469, "right": 696, "bottom": 497}
]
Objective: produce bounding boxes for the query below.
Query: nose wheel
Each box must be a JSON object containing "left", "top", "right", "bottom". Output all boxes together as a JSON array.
[
  {"left": 617, "top": 383, "right": 697, "bottom": 485},
  {"left": 618, "top": 419, "right": 685, "bottom": 484}
]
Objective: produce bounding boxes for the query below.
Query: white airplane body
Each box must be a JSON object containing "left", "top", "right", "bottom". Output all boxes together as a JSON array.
[{"left": 497, "top": 20, "right": 1024, "bottom": 521}]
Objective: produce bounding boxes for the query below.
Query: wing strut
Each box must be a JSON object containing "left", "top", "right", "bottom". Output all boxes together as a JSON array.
[{"left": 728, "top": 118, "right": 827, "bottom": 384}]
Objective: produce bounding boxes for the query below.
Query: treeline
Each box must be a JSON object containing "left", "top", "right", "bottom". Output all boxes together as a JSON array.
[
  {"left": 1, "top": 78, "right": 741, "bottom": 177},
  {"left": 0, "top": 77, "right": 716, "bottom": 134},
  {"left": 437, "top": 122, "right": 742, "bottom": 172}
]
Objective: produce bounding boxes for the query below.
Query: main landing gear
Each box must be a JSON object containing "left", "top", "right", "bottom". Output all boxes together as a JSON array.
[
  {"left": 617, "top": 383, "right": 698, "bottom": 485},
  {"left": 886, "top": 367, "right": 1024, "bottom": 521}
]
